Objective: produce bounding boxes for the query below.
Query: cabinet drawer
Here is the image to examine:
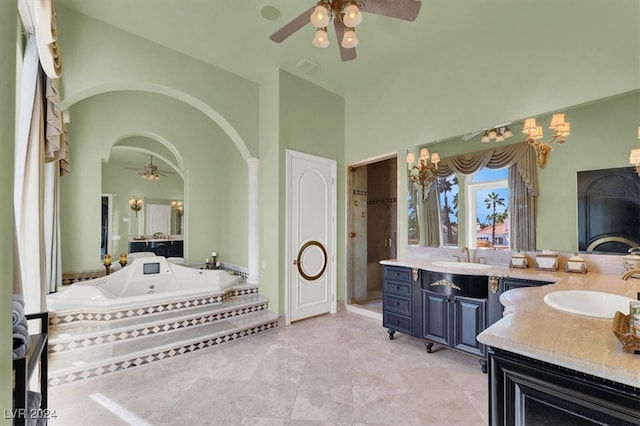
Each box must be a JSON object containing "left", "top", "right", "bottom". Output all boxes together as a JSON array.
[
  {"left": 384, "top": 294, "right": 411, "bottom": 315},
  {"left": 384, "top": 266, "right": 412, "bottom": 283},
  {"left": 383, "top": 311, "right": 412, "bottom": 335},
  {"left": 383, "top": 280, "right": 411, "bottom": 297}
]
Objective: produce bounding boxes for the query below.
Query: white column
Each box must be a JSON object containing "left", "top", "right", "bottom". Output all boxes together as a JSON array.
[{"left": 246, "top": 157, "right": 260, "bottom": 285}]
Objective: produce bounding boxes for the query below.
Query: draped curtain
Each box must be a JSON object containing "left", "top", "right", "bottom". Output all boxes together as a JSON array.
[
  {"left": 15, "top": 0, "right": 67, "bottom": 314},
  {"left": 424, "top": 142, "right": 538, "bottom": 251}
]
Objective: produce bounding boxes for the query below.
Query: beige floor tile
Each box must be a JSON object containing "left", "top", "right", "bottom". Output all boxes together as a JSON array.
[{"left": 48, "top": 310, "right": 488, "bottom": 425}]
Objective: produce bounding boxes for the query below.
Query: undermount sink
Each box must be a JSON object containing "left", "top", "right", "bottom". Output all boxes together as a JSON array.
[
  {"left": 431, "top": 261, "right": 493, "bottom": 270},
  {"left": 543, "top": 290, "right": 633, "bottom": 319}
]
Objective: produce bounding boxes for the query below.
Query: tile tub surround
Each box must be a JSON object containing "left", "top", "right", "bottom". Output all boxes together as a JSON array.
[{"left": 381, "top": 255, "right": 640, "bottom": 388}]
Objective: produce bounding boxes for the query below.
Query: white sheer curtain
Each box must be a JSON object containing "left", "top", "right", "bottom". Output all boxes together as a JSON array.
[
  {"left": 14, "top": 35, "right": 45, "bottom": 314},
  {"left": 15, "top": 0, "right": 66, "bottom": 313}
]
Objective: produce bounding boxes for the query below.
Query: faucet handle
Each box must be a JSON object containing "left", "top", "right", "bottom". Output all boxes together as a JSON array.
[
  {"left": 452, "top": 255, "right": 461, "bottom": 262},
  {"left": 476, "top": 256, "right": 486, "bottom": 264}
]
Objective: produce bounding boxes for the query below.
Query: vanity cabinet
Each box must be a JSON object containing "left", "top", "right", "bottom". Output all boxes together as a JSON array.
[
  {"left": 382, "top": 265, "right": 416, "bottom": 339},
  {"left": 489, "top": 348, "right": 640, "bottom": 425},
  {"left": 487, "top": 277, "right": 554, "bottom": 325},
  {"left": 421, "top": 270, "right": 488, "bottom": 358},
  {"left": 129, "top": 239, "right": 183, "bottom": 257},
  {"left": 383, "top": 265, "right": 492, "bottom": 371}
]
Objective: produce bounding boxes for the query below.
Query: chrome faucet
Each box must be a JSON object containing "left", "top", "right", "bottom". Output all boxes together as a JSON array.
[{"left": 621, "top": 269, "right": 640, "bottom": 280}]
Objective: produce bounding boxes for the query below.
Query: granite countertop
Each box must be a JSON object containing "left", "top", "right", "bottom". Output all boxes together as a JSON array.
[{"left": 381, "top": 258, "right": 640, "bottom": 388}]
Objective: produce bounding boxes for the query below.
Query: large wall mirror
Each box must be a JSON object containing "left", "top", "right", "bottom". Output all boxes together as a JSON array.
[
  {"left": 406, "top": 90, "right": 640, "bottom": 255},
  {"left": 101, "top": 138, "right": 184, "bottom": 257}
]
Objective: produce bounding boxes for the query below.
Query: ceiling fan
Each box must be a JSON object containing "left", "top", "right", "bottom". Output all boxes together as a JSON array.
[
  {"left": 270, "top": 0, "right": 422, "bottom": 62},
  {"left": 126, "top": 155, "right": 175, "bottom": 181}
]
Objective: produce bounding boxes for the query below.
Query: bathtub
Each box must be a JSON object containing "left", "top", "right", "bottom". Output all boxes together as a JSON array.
[{"left": 47, "top": 256, "right": 242, "bottom": 311}]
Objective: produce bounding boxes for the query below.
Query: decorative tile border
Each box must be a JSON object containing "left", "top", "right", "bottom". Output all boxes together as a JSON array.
[
  {"left": 49, "top": 303, "right": 269, "bottom": 353},
  {"left": 48, "top": 320, "right": 279, "bottom": 387},
  {"left": 49, "top": 286, "right": 258, "bottom": 326}
]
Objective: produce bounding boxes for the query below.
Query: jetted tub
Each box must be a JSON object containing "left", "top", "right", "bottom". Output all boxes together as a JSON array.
[{"left": 47, "top": 255, "right": 242, "bottom": 310}]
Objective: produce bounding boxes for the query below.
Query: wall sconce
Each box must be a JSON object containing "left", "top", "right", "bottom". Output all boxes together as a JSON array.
[
  {"left": 523, "top": 113, "right": 571, "bottom": 169},
  {"left": 129, "top": 198, "right": 143, "bottom": 216},
  {"left": 171, "top": 200, "right": 184, "bottom": 216},
  {"left": 407, "top": 148, "right": 441, "bottom": 191},
  {"left": 629, "top": 126, "right": 640, "bottom": 175}
]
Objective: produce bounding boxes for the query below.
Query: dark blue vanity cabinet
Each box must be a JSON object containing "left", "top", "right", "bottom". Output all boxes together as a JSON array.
[
  {"left": 129, "top": 239, "right": 183, "bottom": 257},
  {"left": 420, "top": 271, "right": 488, "bottom": 359},
  {"left": 489, "top": 348, "right": 640, "bottom": 425},
  {"left": 382, "top": 265, "right": 417, "bottom": 338},
  {"left": 383, "top": 265, "right": 492, "bottom": 371}
]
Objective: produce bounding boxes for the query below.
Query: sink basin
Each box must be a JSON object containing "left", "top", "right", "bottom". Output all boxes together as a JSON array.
[
  {"left": 543, "top": 290, "right": 633, "bottom": 318},
  {"left": 431, "top": 261, "right": 493, "bottom": 270}
]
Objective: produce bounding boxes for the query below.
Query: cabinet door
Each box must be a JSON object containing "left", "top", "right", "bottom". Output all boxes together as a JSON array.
[
  {"left": 452, "top": 296, "right": 486, "bottom": 356},
  {"left": 422, "top": 290, "right": 450, "bottom": 346}
]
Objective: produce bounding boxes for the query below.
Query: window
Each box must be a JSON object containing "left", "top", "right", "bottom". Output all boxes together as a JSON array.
[
  {"left": 438, "top": 176, "right": 459, "bottom": 246},
  {"left": 466, "top": 168, "right": 509, "bottom": 249}
]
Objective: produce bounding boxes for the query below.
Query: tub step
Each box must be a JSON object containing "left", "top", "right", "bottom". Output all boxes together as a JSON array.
[
  {"left": 48, "top": 294, "right": 270, "bottom": 354},
  {"left": 48, "top": 310, "right": 279, "bottom": 387}
]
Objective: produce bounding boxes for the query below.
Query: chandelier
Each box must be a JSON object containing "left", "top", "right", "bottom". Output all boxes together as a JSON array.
[
  {"left": 523, "top": 113, "right": 571, "bottom": 169},
  {"left": 629, "top": 127, "right": 640, "bottom": 175},
  {"left": 407, "top": 148, "right": 441, "bottom": 190},
  {"left": 481, "top": 126, "right": 514, "bottom": 143},
  {"left": 311, "top": 1, "right": 363, "bottom": 49}
]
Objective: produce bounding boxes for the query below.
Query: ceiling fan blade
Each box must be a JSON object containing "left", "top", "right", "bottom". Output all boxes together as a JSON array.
[
  {"left": 334, "top": 19, "right": 357, "bottom": 62},
  {"left": 270, "top": 7, "right": 313, "bottom": 43},
  {"left": 361, "top": 0, "right": 422, "bottom": 21}
]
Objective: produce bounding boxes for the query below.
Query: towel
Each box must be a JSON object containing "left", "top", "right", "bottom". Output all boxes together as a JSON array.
[
  {"left": 26, "top": 391, "right": 42, "bottom": 426},
  {"left": 13, "top": 320, "right": 30, "bottom": 359},
  {"left": 12, "top": 294, "right": 25, "bottom": 327}
]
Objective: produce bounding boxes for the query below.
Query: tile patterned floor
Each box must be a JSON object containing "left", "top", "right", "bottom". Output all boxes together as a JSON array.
[{"left": 47, "top": 310, "right": 488, "bottom": 425}]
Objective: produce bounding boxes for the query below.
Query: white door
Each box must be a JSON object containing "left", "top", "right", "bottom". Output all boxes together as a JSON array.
[
  {"left": 146, "top": 204, "right": 171, "bottom": 236},
  {"left": 286, "top": 150, "right": 336, "bottom": 323}
]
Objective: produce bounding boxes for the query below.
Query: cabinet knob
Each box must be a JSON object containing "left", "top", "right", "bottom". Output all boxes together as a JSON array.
[
  {"left": 396, "top": 302, "right": 400, "bottom": 306},
  {"left": 396, "top": 286, "right": 400, "bottom": 290},
  {"left": 395, "top": 320, "right": 400, "bottom": 325}
]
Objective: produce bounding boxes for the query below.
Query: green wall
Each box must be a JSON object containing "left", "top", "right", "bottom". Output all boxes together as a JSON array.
[
  {"left": 101, "top": 154, "right": 184, "bottom": 256},
  {"left": 0, "top": 5, "right": 16, "bottom": 422},
  {"left": 61, "top": 90, "right": 248, "bottom": 271},
  {"left": 279, "top": 70, "right": 346, "bottom": 310}
]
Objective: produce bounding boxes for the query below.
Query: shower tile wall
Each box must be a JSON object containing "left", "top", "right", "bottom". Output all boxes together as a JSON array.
[
  {"left": 350, "top": 166, "right": 368, "bottom": 302},
  {"left": 366, "top": 159, "right": 397, "bottom": 297}
]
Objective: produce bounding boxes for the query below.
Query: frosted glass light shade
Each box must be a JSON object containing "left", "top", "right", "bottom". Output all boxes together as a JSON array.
[
  {"left": 312, "top": 28, "right": 330, "bottom": 48},
  {"left": 430, "top": 153, "right": 441, "bottom": 165},
  {"left": 637, "top": 126, "right": 640, "bottom": 139},
  {"left": 406, "top": 152, "right": 416, "bottom": 165},
  {"left": 419, "top": 148, "right": 429, "bottom": 161},
  {"left": 310, "top": 5, "right": 330, "bottom": 28},
  {"left": 341, "top": 29, "right": 359, "bottom": 48},
  {"left": 503, "top": 127, "right": 513, "bottom": 138},
  {"left": 630, "top": 148, "right": 640, "bottom": 164},
  {"left": 343, "top": 4, "right": 363, "bottom": 27}
]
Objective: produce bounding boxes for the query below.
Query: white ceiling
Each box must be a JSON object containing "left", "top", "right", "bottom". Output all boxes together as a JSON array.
[{"left": 53, "top": 0, "right": 640, "bottom": 98}]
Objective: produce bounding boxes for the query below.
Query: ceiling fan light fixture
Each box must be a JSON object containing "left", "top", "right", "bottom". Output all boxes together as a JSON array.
[
  {"left": 312, "top": 28, "right": 330, "bottom": 48},
  {"left": 310, "top": 4, "right": 331, "bottom": 28},
  {"left": 341, "top": 28, "right": 359, "bottom": 48},
  {"left": 481, "top": 131, "right": 490, "bottom": 143},
  {"left": 343, "top": 4, "right": 363, "bottom": 27}
]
